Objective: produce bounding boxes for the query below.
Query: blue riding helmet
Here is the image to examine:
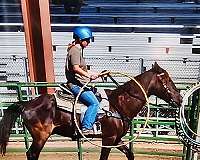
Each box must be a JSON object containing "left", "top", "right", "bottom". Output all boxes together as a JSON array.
[{"left": 73, "top": 26, "right": 93, "bottom": 40}]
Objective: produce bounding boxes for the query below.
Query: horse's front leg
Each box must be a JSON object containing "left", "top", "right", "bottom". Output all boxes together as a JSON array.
[
  {"left": 26, "top": 143, "right": 41, "bottom": 160},
  {"left": 99, "top": 147, "right": 111, "bottom": 160},
  {"left": 99, "top": 136, "right": 117, "bottom": 160},
  {"left": 117, "top": 142, "right": 134, "bottom": 160}
]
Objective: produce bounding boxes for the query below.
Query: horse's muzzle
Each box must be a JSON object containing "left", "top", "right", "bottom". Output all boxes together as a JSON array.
[{"left": 170, "top": 95, "right": 183, "bottom": 108}]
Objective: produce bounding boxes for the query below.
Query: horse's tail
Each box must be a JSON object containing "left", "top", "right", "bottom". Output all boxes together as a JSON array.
[{"left": 0, "top": 102, "right": 22, "bottom": 156}]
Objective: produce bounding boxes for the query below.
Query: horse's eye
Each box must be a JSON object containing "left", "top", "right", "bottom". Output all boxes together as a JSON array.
[{"left": 157, "top": 73, "right": 165, "bottom": 78}]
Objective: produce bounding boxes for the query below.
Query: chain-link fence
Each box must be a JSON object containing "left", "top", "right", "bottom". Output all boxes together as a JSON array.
[
  {"left": 1, "top": 56, "right": 199, "bottom": 83},
  {"left": 55, "top": 57, "right": 200, "bottom": 83},
  {"left": 0, "top": 57, "right": 28, "bottom": 98},
  {"left": 144, "top": 59, "right": 200, "bottom": 83},
  {"left": 0, "top": 57, "right": 28, "bottom": 83}
]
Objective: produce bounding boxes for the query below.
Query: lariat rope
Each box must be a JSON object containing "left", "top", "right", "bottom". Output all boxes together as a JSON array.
[
  {"left": 73, "top": 71, "right": 150, "bottom": 148},
  {"left": 180, "top": 83, "right": 200, "bottom": 137},
  {"left": 175, "top": 83, "right": 200, "bottom": 152}
]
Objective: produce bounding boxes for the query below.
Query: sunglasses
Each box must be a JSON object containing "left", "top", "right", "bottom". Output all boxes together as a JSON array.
[{"left": 82, "top": 38, "right": 90, "bottom": 43}]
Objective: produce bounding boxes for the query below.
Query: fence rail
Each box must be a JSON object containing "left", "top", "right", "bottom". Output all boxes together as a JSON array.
[{"left": 0, "top": 82, "right": 193, "bottom": 139}]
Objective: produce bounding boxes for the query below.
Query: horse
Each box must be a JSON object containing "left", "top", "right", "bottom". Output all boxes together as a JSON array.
[{"left": 0, "top": 62, "right": 182, "bottom": 160}]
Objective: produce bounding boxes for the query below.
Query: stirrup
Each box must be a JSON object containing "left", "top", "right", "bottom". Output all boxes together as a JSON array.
[
  {"left": 93, "top": 122, "right": 102, "bottom": 135},
  {"left": 81, "top": 122, "right": 102, "bottom": 136}
]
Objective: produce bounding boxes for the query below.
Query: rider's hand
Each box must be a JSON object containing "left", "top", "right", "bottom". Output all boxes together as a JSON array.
[{"left": 89, "top": 72, "right": 99, "bottom": 80}]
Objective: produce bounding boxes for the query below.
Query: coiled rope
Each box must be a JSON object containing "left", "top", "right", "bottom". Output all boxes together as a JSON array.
[{"left": 73, "top": 71, "right": 150, "bottom": 148}]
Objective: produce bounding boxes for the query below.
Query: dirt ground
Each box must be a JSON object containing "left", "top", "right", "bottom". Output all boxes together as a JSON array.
[
  {"left": 2, "top": 140, "right": 183, "bottom": 160},
  {"left": 2, "top": 152, "right": 182, "bottom": 160}
]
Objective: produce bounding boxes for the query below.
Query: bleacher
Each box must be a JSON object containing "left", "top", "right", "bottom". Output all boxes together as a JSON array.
[
  {"left": 0, "top": 0, "right": 200, "bottom": 33},
  {"left": 51, "top": 0, "right": 200, "bottom": 33}
]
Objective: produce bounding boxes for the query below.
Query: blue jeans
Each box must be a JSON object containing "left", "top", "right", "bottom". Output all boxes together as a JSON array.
[{"left": 70, "top": 85, "right": 100, "bottom": 129}]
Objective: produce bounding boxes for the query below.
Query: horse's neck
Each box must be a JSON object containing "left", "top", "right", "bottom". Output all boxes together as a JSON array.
[
  {"left": 133, "top": 71, "right": 155, "bottom": 97},
  {"left": 107, "top": 71, "right": 155, "bottom": 119}
]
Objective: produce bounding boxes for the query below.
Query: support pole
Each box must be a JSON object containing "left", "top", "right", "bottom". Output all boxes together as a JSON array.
[
  {"left": 20, "top": 0, "right": 55, "bottom": 151},
  {"left": 77, "top": 138, "right": 83, "bottom": 160},
  {"left": 139, "top": 58, "right": 145, "bottom": 73},
  {"left": 16, "top": 84, "right": 29, "bottom": 149},
  {"left": 186, "top": 89, "right": 199, "bottom": 160},
  {"left": 129, "top": 121, "right": 134, "bottom": 153},
  {"left": 193, "top": 89, "right": 200, "bottom": 160},
  {"left": 20, "top": 0, "right": 55, "bottom": 94}
]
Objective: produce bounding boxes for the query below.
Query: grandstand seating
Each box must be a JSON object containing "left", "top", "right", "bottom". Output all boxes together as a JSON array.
[
  {"left": 0, "top": 0, "right": 200, "bottom": 32},
  {"left": 49, "top": 1, "right": 200, "bottom": 27}
]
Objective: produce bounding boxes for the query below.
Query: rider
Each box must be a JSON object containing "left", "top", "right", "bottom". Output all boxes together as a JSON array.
[{"left": 65, "top": 26, "right": 100, "bottom": 135}]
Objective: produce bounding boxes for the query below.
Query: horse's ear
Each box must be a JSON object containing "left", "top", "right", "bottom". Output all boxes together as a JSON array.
[
  {"left": 152, "top": 62, "right": 159, "bottom": 70},
  {"left": 152, "top": 62, "right": 162, "bottom": 73}
]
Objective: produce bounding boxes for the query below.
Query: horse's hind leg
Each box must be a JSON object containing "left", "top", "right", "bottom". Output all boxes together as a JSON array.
[
  {"left": 26, "top": 138, "right": 48, "bottom": 160},
  {"left": 117, "top": 143, "right": 134, "bottom": 160},
  {"left": 26, "top": 130, "right": 51, "bottom": 160}
]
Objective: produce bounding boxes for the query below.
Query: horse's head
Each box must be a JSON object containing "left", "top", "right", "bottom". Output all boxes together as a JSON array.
[{"left": 150, "top": 62, "right": 182, "bottom": 107}]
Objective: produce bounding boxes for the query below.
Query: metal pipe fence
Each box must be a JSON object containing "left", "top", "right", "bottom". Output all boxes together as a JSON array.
[{"left": 0, "top": 82, "right": 181, "bottom": 140}]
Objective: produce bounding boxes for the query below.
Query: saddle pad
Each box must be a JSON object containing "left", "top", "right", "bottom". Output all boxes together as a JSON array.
[
  {"left": 54, "top": 89, "right": 110, "bottom": 114},
  {"left": 53, "top": 92, "right": 84, "bottom": 113}
]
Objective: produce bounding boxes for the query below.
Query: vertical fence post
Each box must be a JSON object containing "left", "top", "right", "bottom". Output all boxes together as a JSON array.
[
  {"left": 23, "top": 57, "right": 33, "bottom": 100},
  {"left": 139, "top": 58, "right": 145, "bottom": 73},
  {"left": 77, "top": 138, "right": 83, "bottom": 160},
  {"left": 16, "top": 83, "right": 30, "bottom": 150},
  {"left": 21, "top": 57, "right": 31, "bottom": 149},
  {"left": 185, "top": 90, "right": 199, "bottom": 160},
  {"left": 23, "top": 57, "right": 29, "bottom": 83},
  {"left": 23, "top": 121, "right": 30, "bottom": 150},
  {"left": 16, "top": 83, "right": 23, "bottom": 102},
  {"left": 198, "top": 63, "right": 200, "bottom": 82},
  {"left": 129, "top": 121, "right": 134, "bottom": 153},
  {"left": 193, "top": 89, "right": 200, "bottom": 160},
  {"left": 156, "top": 97, "right": 159, "bottom": 137}
]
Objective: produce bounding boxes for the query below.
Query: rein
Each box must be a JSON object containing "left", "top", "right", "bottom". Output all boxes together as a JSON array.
[
  {"left": 101, "top": 73, "right": 145, "bottom": 124},
  {"left": 106, "top": 73, "right": 146, "bottom": 102},
  {"left": 106, "top": 73, "right": 120, "bottom": 87}
]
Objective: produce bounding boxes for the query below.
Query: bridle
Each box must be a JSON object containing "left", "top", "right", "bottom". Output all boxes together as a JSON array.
[
  {"left": 157, "top": 72, "right": 171, "bottom": 93},
  {"left": 156, "top": 72, "right": 178, "bottom": 107}
]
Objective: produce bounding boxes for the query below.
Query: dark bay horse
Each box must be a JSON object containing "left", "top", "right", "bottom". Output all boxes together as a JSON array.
[{"left": 0, "top": 62, "right": 182, "bottom": 160}]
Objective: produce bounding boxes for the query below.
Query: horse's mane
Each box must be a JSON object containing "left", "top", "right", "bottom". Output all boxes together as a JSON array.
[{"left": 132, "top": 62, "right": 166, "bottom": 81}]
